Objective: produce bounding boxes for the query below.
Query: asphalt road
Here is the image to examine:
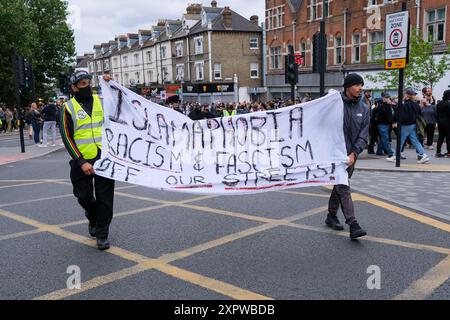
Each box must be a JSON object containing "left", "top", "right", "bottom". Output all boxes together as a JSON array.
[{"left": 0, "top": 149, "right": 449, "bottom": 300}]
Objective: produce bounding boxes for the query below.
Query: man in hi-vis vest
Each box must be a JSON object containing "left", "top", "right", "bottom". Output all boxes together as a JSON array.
[{"left": 60, "top": 71, "right": 114, "bottom": 250}]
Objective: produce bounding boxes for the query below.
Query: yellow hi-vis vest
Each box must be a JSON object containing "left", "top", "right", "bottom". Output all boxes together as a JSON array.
[
  {"left": 65, "top": 95, "right": 104, "bottom": 160},
  {"left": 223, "top": 109, "right": 237, "bottom": 117}
]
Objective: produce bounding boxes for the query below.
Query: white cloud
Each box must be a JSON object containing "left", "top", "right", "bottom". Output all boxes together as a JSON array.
[{"left": 67, "top": 0, "right": 265, "bottom": 55}]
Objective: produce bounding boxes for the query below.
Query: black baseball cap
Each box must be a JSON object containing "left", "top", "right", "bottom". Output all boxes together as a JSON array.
[
  {"left": 70, "top": 71, "right": 92, "bottom": 85},
  {"left": 405, "top": 87, "right": 418, "bottom": 96}
]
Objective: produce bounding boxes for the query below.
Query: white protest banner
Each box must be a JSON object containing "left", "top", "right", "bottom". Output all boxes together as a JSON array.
[{"left": 94, "top": 79, "right": 349, "bottom": 195}]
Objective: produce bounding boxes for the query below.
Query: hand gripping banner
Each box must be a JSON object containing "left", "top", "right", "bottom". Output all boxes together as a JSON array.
[{"left": 94, "top": 80, "right": 349, "bottom": 195}]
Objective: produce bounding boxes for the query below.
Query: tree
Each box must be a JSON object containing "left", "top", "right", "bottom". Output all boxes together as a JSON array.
[
  {"left": 0, "top": 0, "right": 75, "bottom": 105},
  {"left": 0, "top": 0, "right": 37, "bottom": 105},
  {"left": 26, "top": 0, "right": 75, "bottom": 96},
  {"left": 366, "top": 31, "right": 450, "bottom": 91}
]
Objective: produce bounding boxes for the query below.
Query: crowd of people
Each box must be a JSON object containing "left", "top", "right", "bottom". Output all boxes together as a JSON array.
[
  {"left": 164, "top": 95, "right": 313, "bottom": 120},
  {"left": 2, "top": 86, "right": 449, "bottom": 161},
  {"left": 366, "top": 87, "right": 450, "bottom": 161},
  {"left": 0, "top": 98, "right": 65, "bottom": 147}
]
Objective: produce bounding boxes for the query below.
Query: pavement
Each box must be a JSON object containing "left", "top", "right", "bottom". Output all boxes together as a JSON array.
[{"left": 0, "top": 130, "right": 64, "bottom": 167}]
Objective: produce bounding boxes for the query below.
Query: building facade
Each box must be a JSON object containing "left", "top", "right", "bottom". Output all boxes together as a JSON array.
[
  {"left": 85, "top": 1, "right": 264, "bottom": 103},
  {"left": 265, "top": 0, "right": 450, "bottom": 99}
]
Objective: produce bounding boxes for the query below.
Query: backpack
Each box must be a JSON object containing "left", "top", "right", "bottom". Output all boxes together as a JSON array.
[{"left": 416, "top": 115, "right": 427, "bottom": 139}]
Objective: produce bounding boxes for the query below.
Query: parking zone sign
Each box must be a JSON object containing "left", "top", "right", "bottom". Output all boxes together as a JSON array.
[{"left": 385, "top": 11, "right": 409, "bottom": 69}]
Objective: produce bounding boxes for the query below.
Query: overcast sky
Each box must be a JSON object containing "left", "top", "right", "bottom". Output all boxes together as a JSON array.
[{"left": 67, "top": 0, "right": 265, "bottom": 56}]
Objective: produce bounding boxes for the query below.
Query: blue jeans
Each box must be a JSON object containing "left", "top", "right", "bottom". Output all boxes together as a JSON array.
[
  {"left": 400, "top": 124, "right": 425, "bottom": 156},
  {"left": 31, "top": 121, "right": 41, "bottom": 144},
  {"left": 377, "top": 124, "right": 394, "bottom": 157}
]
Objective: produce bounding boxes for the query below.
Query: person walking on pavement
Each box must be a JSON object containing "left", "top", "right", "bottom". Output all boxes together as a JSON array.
[
  {"left": 41, "top": 98, "right": 58, "bottom": 147},
  {"left": 373, "top": 93, "right": 396, "bottom": 158},
  {"left": 436, "top": 90, "right": 450, "bottom": 157},
  {"left": 420, "top": 87, "right": 437, "bottom": 150},
  {"left": 387, "top": 88, "right": 430, "bottom": 164},
  {"left": 60, "top": 71, "right": 114, "bottom": 250},
  {"left": 30, "top": 103, "right": 43, "bottom": 145},
  {"left": 5, "top": 108, "right": 13, "bottom": 133},
  {"left": 326, "top": 73, "right": 368, "bottom": 239}
]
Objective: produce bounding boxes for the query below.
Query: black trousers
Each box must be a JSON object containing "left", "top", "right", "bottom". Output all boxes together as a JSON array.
[
  {"left": 328, "top": 164, "right": 356, "bottom": 225},
  {"left": 425, "top": 123, "right": 436, "bottom": 146},
  {"left": 70, "top": 160, "right": 115, "bottom": 239},
  {"left": 368, "top": 124, "right": 379, "bottom": 153},
  {"left": 437, "top": 122, "right": 450, "bottom": 154}
]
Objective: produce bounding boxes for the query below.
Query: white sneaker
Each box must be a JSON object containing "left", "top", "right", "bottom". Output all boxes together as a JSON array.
[
  {"left": 50, "top": 144, "right": 57, "bottom": 147},
  {"left": 386, "top": 155, "right": 396, "bottom": 162},
  {"left": 417, "top": 154, "right": 430, "bottom": 164}
]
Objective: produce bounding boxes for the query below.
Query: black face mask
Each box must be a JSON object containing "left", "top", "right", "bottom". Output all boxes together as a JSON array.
[{"left": 75, "top": 86, "right": 92, "bottom": 100}]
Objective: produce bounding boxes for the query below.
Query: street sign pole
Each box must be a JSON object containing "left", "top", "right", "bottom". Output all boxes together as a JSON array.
[
  {"left": 319, "top": 3, "right": 326, "bottom": 97},
  {"left": 11, "top": 48, "right": 26, "bottom": 153},
  {"left": 385, "top": 2, "right": 409, "bottom": 167}
]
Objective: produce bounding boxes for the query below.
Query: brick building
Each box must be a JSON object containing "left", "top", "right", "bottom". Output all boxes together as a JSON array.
[
  {"left": 86, "top": 1, "right": 264, "bottom": 103},
  {"left": 265, "top": 0, "right": 450, "bottom": 100}
]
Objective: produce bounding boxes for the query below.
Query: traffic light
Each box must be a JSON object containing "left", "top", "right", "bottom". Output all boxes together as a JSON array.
[
  {"left": 58, "top": 72, "right": 70, "bottom": 95},
  {"left": 312, "top": 34, "right": 321, "bottom": 73},
  {"left": 285, "top": 46, "right": 298, "bottom": 85},
  {"left": 23, "top": 59, "right": 32, "bottom": 89}
]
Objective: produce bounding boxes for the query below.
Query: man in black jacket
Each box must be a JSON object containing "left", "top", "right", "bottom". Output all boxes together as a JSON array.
[
  {"left": 436, "top": 90, "right": 450, "bottom": 157},
  {"left": 386, "top": 88, "right": 430, "bottom": 164},
  {"left": 326, "top": 73, "right": 369, "bottom": 239}
]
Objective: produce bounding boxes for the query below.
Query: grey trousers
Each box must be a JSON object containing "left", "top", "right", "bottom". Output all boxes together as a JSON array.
[
  {"left": 43, "top": 121, "right": 56, "bottom": 145},
  {"left": 328, "top": 164, "right": 356, "bottom": 225}
]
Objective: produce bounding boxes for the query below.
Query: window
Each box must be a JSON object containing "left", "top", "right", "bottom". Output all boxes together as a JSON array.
[
  {"left": 134, "top": 53, "right": 139, "bottom": 66},
  {"left": 89, "top": 62, "right": 94, "bottom": 73},
  {"left": 368, "top": 0, "right": 377, "bottom": 6},
  {"left": 270, "top": 47, "right": 282, "bottom": 69},
  {"left": 250, "top": 63, "right": 259, "bottom": 78},
  {"left": 147, "top": 70, "right": 153, "bottom": 83},
  {"left": 195, "top": 61, "right": 204, "bottom": 80},
  {"left": 147, "top": 50, "right": 152, "bottom": 62},
  {"left": 160, "top": 46, "right": 166, "bottom": 59},
  {"left": 134, "top": 72, "right": 139, "bottom": 83},
  {"left": 194, "top": 37, "right": 203, "bottom": 54},
  {"left": 103, "top": 60, "right": 110, "bottom": 70},
  {"left": 124, "top": 73, "right": 129, "bottom": 84},
  {"left": 175, "top": 41, "right": 183, "bottom": 57},
  {"left": 250, "top": 38, "right": 259, "bottom": 49},
  {"left": 427, "top": 8, "right": 446, "bottom": 42},
  {"left": 214, "top": 63, "right": 221, "bottom": 79},
  {"left": 162, "top": 67, "right": 168, "bottom": 82},
  {"left": 324, "top": 0, "right": 329, "bottom": 18},
  {"left": 368, "top": 31, "right": 384, "bottom": 61},
  {"left": 335, "top": 36, "right": 342, "bottom": 64},
  {"left": 113, "top": 58, "right": 118, "bottom": 68},
  {"left": 176, "top": 64, "right": 184, "bottom": 81},
  {"left": 96, "top": 61, "right": 102, "bottom": 72},
  {"left": 311, "top": 0, "right": 318, "bottom": 20},
  {"left": 352, "top": 33, "right": 361, "bottom": 63},
  {"left": 266, "top": 5, "right": 285, "bottom": 30},
  {"left": 300, "top": 41, "right": 306, "bottom": 66},
  {"left": 123, "top": 56, "right": 128, "bottom": 67}
]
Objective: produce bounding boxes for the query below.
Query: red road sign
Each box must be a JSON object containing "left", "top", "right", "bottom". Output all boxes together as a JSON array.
[
  {"left": 294, "top": 53, "right": 303, "bottom": 66},
  {"left": 389, "top": 29, "right": 403, "bottom": 48}
]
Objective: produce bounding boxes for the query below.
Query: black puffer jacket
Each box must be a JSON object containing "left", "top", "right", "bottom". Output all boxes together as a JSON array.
[
  {"left": 437, "top": 99, "right": 450, "bottom": 125},
  {"left": 341, "top": 93, "right": 370, "bottom": 157}
]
